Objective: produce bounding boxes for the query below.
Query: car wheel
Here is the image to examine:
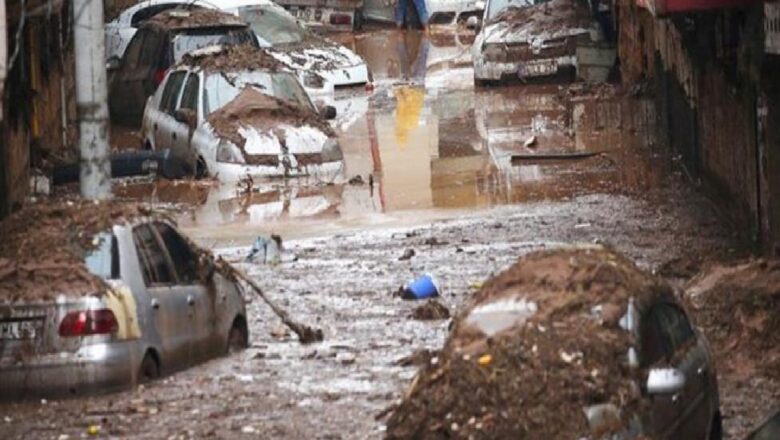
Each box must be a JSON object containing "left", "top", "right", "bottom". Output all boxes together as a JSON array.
[
  {"left": 227, "top": 319, "right": 249, "bottom": 354},
  {"left": 139, "top": 351, "right": 160, "bottom": 383}
]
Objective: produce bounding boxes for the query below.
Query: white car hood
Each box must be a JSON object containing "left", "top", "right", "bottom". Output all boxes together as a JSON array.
[
  {"left": 238, "top": 124, "right": 330, "bottom": 156},
  {"left": 268, "top": 38, "right": 364, "bottom": 72},
  {"left": 480, "top": 19, "right": 591, "bottom": 46}
]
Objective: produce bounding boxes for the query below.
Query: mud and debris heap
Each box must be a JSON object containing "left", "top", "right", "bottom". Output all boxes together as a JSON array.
[
  {"left": 0, "top": 201, "right": 149, "bottom": 303},
  {"left": 687, "top": 259, "right": 780, "bottom": 380},
  {"left": 386, "top": 247, "right": 670, "bottom": 439},
  {"left": 489, "top": 0, "right": 592, "bottom": 29},
  {"left": 181, "top": 44, "right": 287, "bottom": 73},
  {"left": 207, "top": 87, "right": 335, "bottom": 151},
  {"left": 144, "top": 8, "right": 245, "bottom": 30}
]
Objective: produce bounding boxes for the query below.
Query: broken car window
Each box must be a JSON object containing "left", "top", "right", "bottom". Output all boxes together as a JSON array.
[
  {"left": 132, "top": 224, "right": 174, "bottom": 287},
  {"left": 154, "top": 223, "right": 198, "bottom": 284},
  {"left": 204, "top": 71, "right": 313, "bottom": 117},
  {"left": 239, "top": 5, "right": 305, "bottom": 45},
  {"left": 179, "top": 73, "right": 200, "bottom": 112},
  {"left": 171, "top": 30, "right": 256, "bottom": 63},
  {"left": 84, "top": 232, "right": 119, "bottom": 280},
  {"left": 639, "top": 307, "right": 668, "bottom": 367}
]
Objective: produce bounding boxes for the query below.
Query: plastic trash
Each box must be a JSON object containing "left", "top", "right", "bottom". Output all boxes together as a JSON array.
[
  {"left": 402, "top": 274, "right": 440, "bottom": 300},
  {"left": 246, "top": 235, "right": 282, "bottom": 264}
]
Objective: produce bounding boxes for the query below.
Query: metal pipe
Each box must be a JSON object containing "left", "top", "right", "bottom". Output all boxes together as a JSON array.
[{"left": 73, "top": 0, "right": 111, "bottom": 199}]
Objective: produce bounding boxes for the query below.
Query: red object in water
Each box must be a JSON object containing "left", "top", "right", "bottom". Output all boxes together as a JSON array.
[
  {"left": 59, "top": 309, "right": 119, "bottom": 337},
  {"left": 639, "top": 0, "right": 764, "bottom": 15}
]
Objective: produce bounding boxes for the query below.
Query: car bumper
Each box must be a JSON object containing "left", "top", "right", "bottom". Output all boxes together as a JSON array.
[
  {"left": 0, "top": 341, "right": 137, "bottom": 400},
  {"left": 473, "top": 55, "right": 577, "bottom": 81}
]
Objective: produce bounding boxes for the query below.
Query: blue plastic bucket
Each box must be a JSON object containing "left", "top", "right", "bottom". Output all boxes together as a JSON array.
[{"left": 403, "top": 274, "right": 440, "bottom": 300}]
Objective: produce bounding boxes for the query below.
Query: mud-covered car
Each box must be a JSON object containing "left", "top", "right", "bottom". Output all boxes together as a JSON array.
[
  {"left": 104, "top": 0, "right": 218, "bottom": 64},
  {"left": 0, "top": 202, "right": 248, "bottom": 399},
  {"left": 426, "top": 0, "right": 484, "bottom": 28},
  {"left": 472, "top": 0, "right": 601, "bottom": 85},
  {"left": 387, "top": 247, "right": 722, "bottom": 439},
  {"left": 108, "top": 8, "right": 257, "bottom": 125},
  {"left": 142, "top": 45, "right": 344, "bottom": 182},
  {"left": 211, "top": 0, "right": 369, "bottom": 90}
]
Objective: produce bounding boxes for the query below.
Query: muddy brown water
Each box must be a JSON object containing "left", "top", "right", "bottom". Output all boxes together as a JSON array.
[{"left": 1, "top": 30, "right": 770, "bottom": 439}]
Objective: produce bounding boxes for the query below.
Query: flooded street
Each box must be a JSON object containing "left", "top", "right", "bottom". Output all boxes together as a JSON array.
[{"left": 1, "top": 28, "right": 774, "bottom": 440}]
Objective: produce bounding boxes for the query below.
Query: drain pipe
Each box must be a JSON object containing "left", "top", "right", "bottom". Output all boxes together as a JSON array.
[{"left": 73, "top": 0, "right": 111, "bottom": 199}]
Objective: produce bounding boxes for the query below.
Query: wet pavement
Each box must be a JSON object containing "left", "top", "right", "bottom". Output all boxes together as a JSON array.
[{"left": 1, "top": 29, "right": 774, "bottom": 439}]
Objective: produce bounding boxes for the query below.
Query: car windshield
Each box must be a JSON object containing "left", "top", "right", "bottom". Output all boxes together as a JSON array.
[
  {"left": 203, "top": 70, "right": 313, "bottom": 116},
  {"left": 486, "top": 0, "right": 543, "bottom": 21},
  {"left": 238, "top": 5, "right": 304, "bottom": 45},
  {"left": 84, "top": 232, "right": 119, "bottom": 280},
  {"left": 172, "top": 30, "right": 255, "bottom": 62}
]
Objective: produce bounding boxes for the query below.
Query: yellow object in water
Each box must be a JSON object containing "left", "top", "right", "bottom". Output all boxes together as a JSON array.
[
  {"left": 478, "top": 354, "right": 492, "bottom": 366},
  {"left": 87, "top": 425, "right": 100, "bottom": 436},
  {"left": 394, "top": 86, "right": 424, "bottom": 148}
]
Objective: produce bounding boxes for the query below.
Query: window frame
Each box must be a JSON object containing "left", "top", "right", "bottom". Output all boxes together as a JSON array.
[
  {"left": 132, "top": 223, "right": 178, "bottom": 287},
  {"left": 153, "top": 222, "right": 200, "bottom": 285},
  {"left": 178, "top": 71, "right": 201, "bottom": 114},
  {"left": 159, "top": 70, "right": 187, "bottom": 115},
  {"left": 638, "top": 300, "right": 696, "bottom": 367}
]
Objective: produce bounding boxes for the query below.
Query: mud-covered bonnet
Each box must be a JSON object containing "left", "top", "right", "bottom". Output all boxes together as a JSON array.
[
  {"left": 482, "top": 0, "right": 593, "bottom": 44},
  {"left": 386, "top": 246, "right": 674, "bottom": 439}
]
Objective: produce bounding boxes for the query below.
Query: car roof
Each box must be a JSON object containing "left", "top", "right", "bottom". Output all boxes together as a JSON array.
[
  {"left": 115, "top": 0, "right": 219, "bottom": 23},
  {"left": 140, "top": 7, "right": 248, "bottom": 31}
]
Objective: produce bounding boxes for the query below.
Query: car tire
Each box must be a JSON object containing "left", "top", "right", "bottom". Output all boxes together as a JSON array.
[
  {"left": 139, "top": 351, "right": 160, "bottom": 383},
  {"left": 227, "top": 318, "right": 249, "bottom": 354}
]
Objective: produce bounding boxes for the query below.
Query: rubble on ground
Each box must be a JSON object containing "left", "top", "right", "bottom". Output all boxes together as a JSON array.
[
  {"left": 411, "top": 300, "right": 451, "bottom": 320},
  {"left": 386, "top": 246, "right": 672, "bottom": 439},
  {"left": 687, "top": 259, "right": 780, "bottom": 379}
]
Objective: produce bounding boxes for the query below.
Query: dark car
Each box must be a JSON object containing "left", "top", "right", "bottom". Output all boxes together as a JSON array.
[
  {"left": 747, "top": 410, "right": 780, "bottom": 440},
  {"left": 108, "top": 8, "right": 257, "bottom": 125}
]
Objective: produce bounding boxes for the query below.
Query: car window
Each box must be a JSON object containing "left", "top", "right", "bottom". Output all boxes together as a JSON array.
[
  {"left": 239, "top": 5, "right": 305, "bottom": 45},
  {"left": 171, "top": 29, "right": 256, "bottom": 63},
  {"left": 154, "top": 223, "right": 199, "bottom": 284},
  {"left": 203, "top": 71, "right": 314, "bottom": 116},
  {"left": 179, "top": 73, "right": 200, "bottom": 112},
  {"left": 133, "top": 224, "right": 174, "bottom": 286},
  {"left": 84, "top": 232, "right": 120, "bottom": 280},
  {"left": 159, "top": 70, "right": 187, "bottom": 114},
  {"left": 639, "top": 308, "right": 668, "bottom": 367},
  {"left": 123, "top": 31, "right": 145, "bottom": 68},
  {"left": 655, "top": 304, "right": 695, "bottom": 353},
  {"left": 139, "top": 29, "right": 163, "bottom": 68},
  {"left": 486, "top": 0, "right": 542, "bottom": 21}
]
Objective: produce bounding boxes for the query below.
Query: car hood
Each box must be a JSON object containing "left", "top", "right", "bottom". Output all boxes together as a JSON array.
[
  {"left": 238, "top": 124, "right": 330, "bottom": 157},
  {"left": 480, "top": 0, "right": 593, "bottom": 46},
  {"left": 268, "top": 36, "right": 365, "bottom": 72}
]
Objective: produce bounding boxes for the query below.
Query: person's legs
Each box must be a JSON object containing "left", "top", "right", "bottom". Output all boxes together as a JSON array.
[
  {"left": 395, "top": 0, "right": 407, "bottom": 28},
  {"left": 411, "top": 0, "right": 428, "bottom": 30}
]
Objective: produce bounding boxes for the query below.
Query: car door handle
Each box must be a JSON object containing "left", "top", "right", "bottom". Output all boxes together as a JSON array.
[
  {"left": 187, "top": 295, "right": 195, "bottom": 306},
  {"left": 151, "top": 298, "right": 160, "bottom": 310}
]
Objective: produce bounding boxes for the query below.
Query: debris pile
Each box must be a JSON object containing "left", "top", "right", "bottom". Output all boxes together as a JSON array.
[
  {"left": 411, "top": 300, "right": 451, "bottom": 321},
  {"left": 145, "top": 8, "right": 245, "bottom": 30},
  {"left": 489, "top": 0, "right": 591, "bottom": 31},
  {"left": 0, "top": 201, "right": 151, "bottom": 303},
  {"left": 207, "top": 88, "right": 335, "bottom": 153},
  {"left": 181, "top": 44, "right": 286, "bottom": 73},
  {"left": 687, "top": 259, "right": 780, "bottom": 379},
  {"left": 386, "top": 247, "right": 670, "bottom": 439}
]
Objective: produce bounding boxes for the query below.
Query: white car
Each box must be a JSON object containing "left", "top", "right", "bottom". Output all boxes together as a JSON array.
[
  {"left": 104, "top": 0, "right": 218, "bottom": 63},
  {"left": 209, "top": 0, "right": 369, "bottom": 89},
  {"left": 141, "top": 45, "right": 344, "bottom": 182}
]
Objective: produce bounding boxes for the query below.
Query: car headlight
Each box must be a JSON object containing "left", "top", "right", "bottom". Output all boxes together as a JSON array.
[
  {"left": 216, "top": 141, "right": 246, "bottom": 164},
  {"left": 321, "top": 138, "right": 343, "bottom": 162},
  {"left": 482, "top": 44, "right": 506, "bottom": 62}
]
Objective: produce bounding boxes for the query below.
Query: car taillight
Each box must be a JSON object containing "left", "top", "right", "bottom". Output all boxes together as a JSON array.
[
  {"left": 154, "top": 69, "right": 167, "bottom": 86},
  {"left": 330, "top": 13, "right": 351, "bottom": 25},
  {"left": 58, "top": 309, "right": 119, "bottom": 337}
]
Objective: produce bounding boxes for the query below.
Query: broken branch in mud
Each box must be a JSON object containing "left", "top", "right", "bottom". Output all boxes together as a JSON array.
[{"left": 216, "top": 258, "right": 324, "bottom": 344}]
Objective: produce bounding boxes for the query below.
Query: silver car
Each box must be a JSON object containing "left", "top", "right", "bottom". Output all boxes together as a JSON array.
[{"left": 0, "top": 217, "right": 248, "bottom": 399}]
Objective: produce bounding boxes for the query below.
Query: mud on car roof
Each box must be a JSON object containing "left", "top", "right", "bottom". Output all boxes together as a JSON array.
[
  {"left": 142, "top": 8, "right": 247, "bottom": 31},
  {"left": 0, "top": 201, "right": 166, "bottom": 304},
  {"left": 179, "top": 44, "right": 287, "bottom": 73}
]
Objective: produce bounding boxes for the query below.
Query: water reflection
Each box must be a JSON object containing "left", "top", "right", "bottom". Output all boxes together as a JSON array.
[{"left": 119, "top": 30, "right": 666, "bottom": 238}]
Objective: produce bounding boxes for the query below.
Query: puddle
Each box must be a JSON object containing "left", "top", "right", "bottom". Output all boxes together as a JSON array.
[{"left": 117, "top": 30, "right": 667, "bottom": 243}]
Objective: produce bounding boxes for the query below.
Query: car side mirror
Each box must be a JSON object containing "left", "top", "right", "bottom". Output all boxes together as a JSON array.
[
  {"left": 106, "top": 57, "right": 121, "bottom": 71},
  {"left": 466, "top": 16, "right": 481, "bottom": 31},
  {"left": 319, "top": 105, "right": 337, "bottom": 120},
  {"left": 173, "top": 108, "right": 197, "bottom": 129},
  {"left": 646, "top": 368, "right": 685, "bottom": 395}
]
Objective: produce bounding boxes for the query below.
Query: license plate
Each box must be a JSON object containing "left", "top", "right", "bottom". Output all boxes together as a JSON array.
[
  {"left": 518, "top": 60, "right": 557, "bottom": 78},
  {"left": 0, "top": 319, "right": 44, "bottom": 340}
]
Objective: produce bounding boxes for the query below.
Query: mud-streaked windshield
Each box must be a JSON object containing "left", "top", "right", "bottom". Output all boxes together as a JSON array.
[
  {"left": 203, "top": 70, "right": 313, "bottom": 115},
  {"left": 172, "top": 30, "right": 256, "bottom": 62},
  {"left": 486, "top": 0, "right": 542, "bottom": 21},
  {"left": 238, "top": 5, "right": 304, "bottom": 45}
]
